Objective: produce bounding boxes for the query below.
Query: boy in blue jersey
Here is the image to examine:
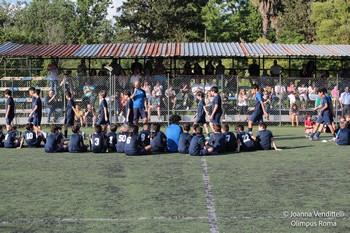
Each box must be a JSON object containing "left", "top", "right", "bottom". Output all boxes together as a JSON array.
[
  {"left": 68, "top": 125, "right": 87, "bottom": 153},
  {"left": 4, "top": 89, "right": 15, "bottom": 131},
  {"left": 209, "top": 86, "right": 223, "bottom": 133},
  {"left": 138, "top": 123, "right": 151, "bottom": 147},
  {"left": 124, "top": 91, "right": 134, "bottom": 125},
  {"left": 221, "top": 123, "right": 238, "bottom": 153},
  {"left": 332, "top": 121, "right": 350, "bottom": 145},
  {"left": 235, "top": 124, "right": 256, "bottom": 152},
  {"left": 19, "top": 123, "right": 46, "bottom": 148},
  {"left": 0, "top": 126, "right": 5, "bottom": 147},
  {"left": 116, "top": 124, "right": 129, "bottom": 153},
  {"left": 106, "top": 124, "right": 118, "bottom": 152},
  {"left": 89, "top": 125, "right": 107, "bottom": 153},
  {"left": 309, "top": 88, "right": 336, "bottom": 140},
  {"left": 253, "top": 123, "right": 281, "bottom": 150},
  {"left": 206, "top": 124, "right": 226, "bottom": 154},
  {"left": 27, "top": 87, "right": 36, "bottom": 124},
  {"left": 145, "top": 123, "right": 167, "bottom": 154},
  {"left": 45, "top": 126, "right": 68, "bottom": 153},
  {"left": 166, "top": 114, "right": 183, "bottom": 152},
  {"left": 4, "top": 125, "right": 21, "bottom": 148},
  {"left": 124, "top": 125, "right": 148, "bottom": 156},
  {"left": 97, "top": 90, "right": 110, "bottom": 126},
  {"left": 178, "top": 123, "right": 193, "bottom": 154},
  {"left": 193, "top": 92, "right": 210, "bottom": 137},
  {"left": 130, "top": 80, "right": 148, "bottom": 124},
  {"left": 64, "top": 91, "right": 76, "bottom": 139},
  {"left": 189, "top": 127, "right": 208, "bottom": 156},
  {"left": 248, "top": 84, "right": 268, "bottom": 134}
]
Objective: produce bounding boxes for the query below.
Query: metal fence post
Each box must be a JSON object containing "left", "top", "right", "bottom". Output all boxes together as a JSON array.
[
  {"left": 279, "top": 75, "right": 282, "bottom": 126},
  {"left": 335, "top": 74, "right": 339, "bottom": 122},
  {"left": 167, "top": 73, "right": 170, "bottom": 126}
]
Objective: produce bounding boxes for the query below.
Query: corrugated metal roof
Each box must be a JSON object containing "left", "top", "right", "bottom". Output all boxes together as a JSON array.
[{"left": 1, "top": 42, "right": 350, "bottom": 58}]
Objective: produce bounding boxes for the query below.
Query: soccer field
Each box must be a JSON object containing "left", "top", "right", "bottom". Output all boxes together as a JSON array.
[{"left": 0, "top": 126, "right": 349, "bottom": 233}]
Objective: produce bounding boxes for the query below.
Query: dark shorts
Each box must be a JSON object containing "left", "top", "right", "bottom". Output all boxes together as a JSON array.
[
  {"left": 195, "top": 116, "right": 207, "bottom": 125},
  {"left": 210, "top": 112, "right": 222, "bottom": 124},
  {"left": 33, "top": 117, "right": 42, "bottom": 127},
  {"left": 125, "top": 147, "right": 148, "bottom": 156},
  {"left": 65, "top": 116, "right": 75, "bottom": 126},
  {"left": 97, "top": 118, "right": 110, "bottom": 126},
  {"left": 28, "top": 117, "right": 34, "bottom": 123},
  {"left": 133, "top": 107, "right": 147, "bottom": 120},
  {"left": 28, "top": 136, "right": 43, "bottom": 148},
  {"left": 248, "top": 112, "right": 264, "bottom": 123},
  {"left": 317, "top": 113, "right": 333, "bottom": 125},
  {"left": 6, "top": 117, "right": 14, "bottom": 125}
]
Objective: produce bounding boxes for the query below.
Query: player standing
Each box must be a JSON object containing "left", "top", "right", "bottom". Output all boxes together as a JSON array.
[{"left": 248, "top": 84, "right": 268, "bottom": 134}]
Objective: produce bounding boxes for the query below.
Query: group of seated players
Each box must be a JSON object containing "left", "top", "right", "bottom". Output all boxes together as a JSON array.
[{"left": 0, "top": 115, "right": 282, "bottom": 155}]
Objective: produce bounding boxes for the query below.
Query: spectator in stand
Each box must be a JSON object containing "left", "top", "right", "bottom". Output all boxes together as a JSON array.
[
  {"left": 237, "top": 89, "right": 249, "bottom": 121},
  {"left": 340, "top": 86, "right": 350, "bottom": 115},
  {"left": 300, "top": 63, "right": 308, "bottom": 77},
  {"left": 45, "top": 90, "right": 61, "bottom": 123},
  {"left": 47, "top": 63, "right": 59, "bottom": 95},
  {"left": 228, "top": 68, "right": 237, "bottom": 76},
  {"left": 183, "top": 61, "right": 192, "bottom": 75},
  {"left": 74, "top": 105, "right": 84, "bottom": 126},
  {"left": 205, "top": 79, "right": 216, "bottom": 94},
  {"left": 215, "top": 60, "right": 225, "bottom": 75},
  {"left": 193, "top": 61, "right": 203, "bottom": 75},
  {"left": 259, "top": 69, "right": 270, "bottom": 87},
  {"left": 341, "top": 63, "right": 350, "bottom": 79},
  {"left": 180, "top": 82, "right": 191, "bottom": 110},
  {"left": 147, "top": 90, "right": 161, "bottom": 122},
  {"left": 270, "top": 60, "right": 283, "bottom": 77},
  {"left": 110, "top": 58, "right": 125, "bottom": 76},
  {"left": 131, "top": 57, "right": 143, "bottom": 75},
  {"left": 331, "top": 86, "right": 340, "bottom": 108},
  {"left": 153, "top": 80, "right": 163, "bottom": 98},
  {"left": 144, "top": 59, "right": 154, "bottom": 83},
  {"left": 248, "top": 59, "right": 260, "bottom": 77},
  {"left": 142, "top": 80, "right": 152, "bottom": 99},
  {"left": 82, "top": 79, "right": 96, "bottom": 107},
  {"left": 154, "top": 58, "right": 166, "bottom": 83},
  {"left": 77, "top": 59, "right": 87, "bottom": 88},
  {"left": 60, "top": 70, "right": 74, "bottom": 96},
  {"left": 205, "top": 60, "right": 214, "bottom": 75},
  {"left": 164, "top": 85, "right": 177, "bottom": 109},
  {"left": 290, "top": 103, "right": 299, "bottom": 127},
  {"left": 96, "top": 64, "right": 108, "bottom": 92},
  {"left": 298, "top": 83, "right": 308, "bottom": 110},
  {"left": 308, "top": 81, "right": 318, "bottom": 101},
  {"left": 274, "top": 82, "right": 286, "bottom": 109},
  {"left": 287, "top": 81, "right": 297, "bottom": 107},
  {"left": 83, "top": 104, "right": 97, "bottom": 127},
  {"left": 130, "top": 67, "right": 141, "bottom": 85},
  {"left": 191, "top": 78, "right": 205, "bottom": 97}
]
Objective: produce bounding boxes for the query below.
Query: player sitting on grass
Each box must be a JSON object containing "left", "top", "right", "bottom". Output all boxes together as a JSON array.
[
  {"left": 116, "top": 124, "right": 129, "bottom": 153},
  {"left": 138, "top": 123, "right": 151, "bottom": 147},
  {"left": 106, "top": 124, "right": 118, "bottom": 152},
  {"left": 4, "top": 125, "right": 21, "bottom": 148},
  {"left": 334, "top": 116, "right": 346, "bottom": 134},
  {"left": 235, "top": 124, "right": 255, "bottom": 152},
  {"left": 332, "top": 121, "right": 350, "bottom": 145},
  {"left": 189, "top": 126, "right": 206, "bottom": 156},
  {"left": 89, "top": 125, "right": 107, "bottom": 153},
  {"left": 0, "top": 126, "right": 5, "bottom": 147},
  {"left": 124, "top": 125, "right": 149, "bottom": 156},
  {"left": 345, "top": 114, "right": 350, "bottom": 129},
  {"left": 44, "top": 126, "right": 68, "bottom": 153},
  {"left": 252, "top": 123, "right": 282, "bottom": 151},
  {"left": 19, "top": 123, "right": 46, "bottom": 148},
  {"left": 166, "top": 114, "right": 183, "bottom": 153},
  {"left": 178, "top": 123, "right": 193, "bottom": 154},
  {"left": 304, "top": 114, "right": 314, "bottom": 137},
  {"left": 68, "top": 125, "right": 88, "bottom": 153},
  {"left": 206, "top": 124, "right": 226, "bottom": 154},
  {"left": 145, "top": 123, "right": 167, "bottom": 154},
  {"left": 221, "top": 123, "right": 238, "bottom": 153}
]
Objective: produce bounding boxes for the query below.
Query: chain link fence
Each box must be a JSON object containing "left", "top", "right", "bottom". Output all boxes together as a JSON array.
[{"left": 0, "top": 74, "right": 346, "bottom": 126}]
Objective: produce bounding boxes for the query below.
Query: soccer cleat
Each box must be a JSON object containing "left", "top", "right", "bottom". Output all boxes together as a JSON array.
[
  {"left": 313, "top": 136, "right": 319, "bottom": 141},
  {"left": 308, "top": 135, "right": 313, "bottom": 140}
]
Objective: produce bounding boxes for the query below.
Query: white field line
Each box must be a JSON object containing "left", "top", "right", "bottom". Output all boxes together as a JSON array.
[{"left": 201, "top": 157, "right": 219, "bottom": 233}]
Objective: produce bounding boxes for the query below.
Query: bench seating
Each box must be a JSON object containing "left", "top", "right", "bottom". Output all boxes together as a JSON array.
[
  {"left": 0, "top": 76, "right": 46, "bottom": 81},
  {"left": 0, "top": 87, "right": 51, "bottom": 92}
]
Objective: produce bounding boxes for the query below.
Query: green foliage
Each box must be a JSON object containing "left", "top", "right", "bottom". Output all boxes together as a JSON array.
[{"left": 311, "top": 0, "right": 350, "bottom": 44}]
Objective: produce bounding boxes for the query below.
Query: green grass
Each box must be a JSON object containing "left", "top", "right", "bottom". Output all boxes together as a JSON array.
[{"left": 0, "top": 126, "right": 349, "bottom": 233}]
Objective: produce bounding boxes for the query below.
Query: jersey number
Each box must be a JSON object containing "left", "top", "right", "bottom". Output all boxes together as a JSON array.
[
  {"left": 26, "top": 133, "right": 33, "bottom": 140},
  {"left": 225, "top": 135, "right": 230, "bottom": 142},
  {"left": 94, "top": 138, "right": 100, "bottom": 146},
  {"left": 126, "top": 137, "right": 131, "bottom": 144},
  {"left": 118, "top": 135, "right": 127, "bottom": 142}
]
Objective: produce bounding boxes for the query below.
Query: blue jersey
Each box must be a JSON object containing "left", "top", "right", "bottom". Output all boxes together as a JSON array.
[
  {"left": 31, "top": 96, "right": 36, "bottom": 110},
  {"left": 237, "top": 132, "right": 255, "bottom": 151},
  {"left": 133, "top": 89, "right": 146, "bottom": 108},
  {"left": 335, "top": 128, "right": 350, "bottom": 145},
  {"left": 224, "top": 132, "right": 237, "bottom": 152},
  {"left": 44, "top": 133, "right": 59, "bottom": 153},
  {"left": 166, "top": 124, "right": 182, "bottom": 152},
  {"left": 178, "top": 132, "right": 193, "bottom": 154},
  {"left": 6, "top": 97, "right": 15, "bottom": 118},
  {"left": 91, "top": 133, "right": 106, "bottom": 153},
  {"left": 256, "top": 129, "right": 273, "bottom": 150},
  {"left": 253, "top": 92, "right": 263, "bottom": 114},
  {"left": 138, "top": 130, "right": 150, "bottom": 147},
  {"left": 34, "top": 97, "right": 42, "bottom": 118},
  {"left": 125, "top": 99, "right": 134, "bottom": 124},
  {"left": 4, "top": 132, "right": 17, "bottom": 148},
  {"left": 99, "top": 99, "right": 109, "bottom": 119},
  {"left": 24, "top": 130, "right": 41, "bottom": 147},
  {"left": 322, "top": 94, "right": 333, "bottom": 116},
  {"left": 116, "top": 132, "right": 128, "bottom": 153},
  {"left": 68, "top": 133, "right": 84, "bottom": 153},
  {"left": 212, "top": 95, "right": 222, "bottom": 114},
  {"left": 189, "top": 135, "right": 205, "bottom": 156},
  {"left": 151, "top": 131, "right": 167, "bottom": 153},
  {"left": 106, "top": 132, "right": 117, "bottom": 151},
  {"left": 197, "top": 99, "right": 206, "bottom": 120},
  {"left": 124, "top": 134, "right": 140, "bottom": 155},
  {"left": 208, "top": 133, "right": 226, "bottom": 153},
  {"left": 67, "top": 99, "right": 76, "bottom": 118}
]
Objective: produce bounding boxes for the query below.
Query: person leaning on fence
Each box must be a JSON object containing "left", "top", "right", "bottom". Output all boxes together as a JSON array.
[
  {"left": 4, "top": 89, "right": 15, "bottom": 131},
  {"left": 339, "top": 86, "right": 350, "bottom": 116}
]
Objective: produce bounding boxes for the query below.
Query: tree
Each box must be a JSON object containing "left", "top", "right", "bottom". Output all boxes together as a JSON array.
[
  {"left": 115, "top": 0, "right": 209, "bottom": 42},
  {"left": 201, "top": 0, "right": 262, "bottom": 42},
  {"left": 310, "top": 0, "right": 350, "bottom": 44}
]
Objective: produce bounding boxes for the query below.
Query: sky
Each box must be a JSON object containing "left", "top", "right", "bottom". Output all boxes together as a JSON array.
[{"left": 5, "top": 0, "right": 125, "bottom": 20}]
